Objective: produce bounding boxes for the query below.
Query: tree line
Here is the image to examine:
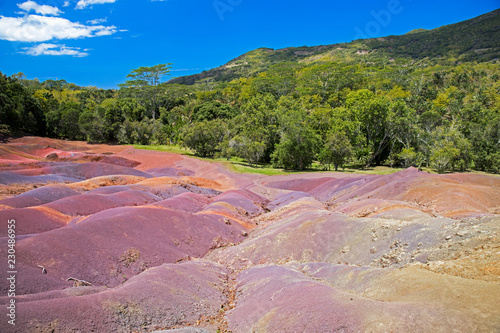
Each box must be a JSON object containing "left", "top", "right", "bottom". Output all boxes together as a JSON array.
[{"left": 0, "top": 59, "right": 499, "bottom": 173}]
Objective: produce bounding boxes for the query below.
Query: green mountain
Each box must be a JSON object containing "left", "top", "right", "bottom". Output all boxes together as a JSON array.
[
  {"left": 405, "top": 28, "right": 429, "bottom": 35},
  {"left": 170, "top": 9, "right": 500, "bottom": 85}
]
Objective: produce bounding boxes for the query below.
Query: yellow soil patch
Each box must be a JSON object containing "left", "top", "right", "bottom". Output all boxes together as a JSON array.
[{"left": 67, "top": 175, "right": 147, "bottom": 191}]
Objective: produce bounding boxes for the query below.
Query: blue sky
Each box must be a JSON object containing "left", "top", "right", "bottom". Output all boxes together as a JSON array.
[{"left": 0, "top": 0, "right": 498, "bottom": 88}]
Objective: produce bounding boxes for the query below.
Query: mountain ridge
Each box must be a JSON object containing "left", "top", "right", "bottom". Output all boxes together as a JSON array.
[{"left": 169, "top": 8, "right": 500, "bottom": 85}]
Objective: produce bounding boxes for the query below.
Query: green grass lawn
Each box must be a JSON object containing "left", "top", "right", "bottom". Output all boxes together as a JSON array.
[{"left": 133, "top": 144, "right": 195, "bottom": 156}]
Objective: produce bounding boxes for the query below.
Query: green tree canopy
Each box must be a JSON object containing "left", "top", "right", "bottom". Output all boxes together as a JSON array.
[{"left": 119, "top": 64, "right": 172, "bottom": 120}]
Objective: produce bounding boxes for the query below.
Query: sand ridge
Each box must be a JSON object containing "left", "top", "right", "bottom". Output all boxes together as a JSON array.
[{"left": 0, "top": 137, "right": 498, "bottom": 332}]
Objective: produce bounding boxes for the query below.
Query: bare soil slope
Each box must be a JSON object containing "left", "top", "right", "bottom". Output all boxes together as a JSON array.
[{"left": 0, "top": 137, "right": 498, "bottom": 332}]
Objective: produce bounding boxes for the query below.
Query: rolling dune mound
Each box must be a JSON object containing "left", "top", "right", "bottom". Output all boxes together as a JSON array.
[
  {"left": 0, "top": 205, "right": 249, "bottom": 294},
  {"left": 265, "top": 167, "right": 500, "bottom": 218},
  {"left": 67, "top": 175, "right": 147, "bottom": 191},
  {"left": 227, "top": 265, "right": 472, "bottom": 333},
  {"left": 0, "top": 207, "right": 71, "bottom": 236},
  {"left": 0, "top": 137, "right": 498, "bottom": 332},
  {"left": 5, "top": 262, "right": 229, "bottom": 333},
  {"left": 43, "top": 190, "right": 163, "bottom": 216},
  {"left": 0, "top": 185, "right": 81, "bottom": 208},
  {"left": 0, "top": 171, "right": 81, "bottom": 185},
  {"left": 150, "top": 192, "right": 211, "bottom": 213}
]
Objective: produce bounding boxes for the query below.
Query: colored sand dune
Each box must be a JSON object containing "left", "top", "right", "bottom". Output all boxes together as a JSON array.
[{"left": 0, "top": 137, "right": 499, "bottom": 332}]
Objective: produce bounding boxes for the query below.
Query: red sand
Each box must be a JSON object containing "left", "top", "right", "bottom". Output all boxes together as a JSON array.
[
  {"left": 0, "top": 206, "right": 247, "bottom": 294},
  {"left": 0, "top": 206, "right": 70, "bottom": 236},
  {"left": 0, "top": 185, "right": 81, "bottom": 208},
  {"left": 228, "top": 265, "right": 460, "bottom": 332},
  {"left": 0, "top": 138, "right": 498, "bottom": 333},
  {"left": 0, "top": 262, "right": 228, "bottom": 333},
  {"left": 43, "top": 190, "right": 162, "bottom": 216}
]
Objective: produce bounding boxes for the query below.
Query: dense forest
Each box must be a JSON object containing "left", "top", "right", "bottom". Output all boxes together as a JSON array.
[{"left": 1, "top": 10, "right": 499, "bottom": 173}]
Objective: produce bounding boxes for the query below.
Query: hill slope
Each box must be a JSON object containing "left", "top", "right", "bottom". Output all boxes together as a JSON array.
[
  {"left": 170, "top": 9, "right": 500, "bottom": 85},
  {"left": 0, "top": 138, "right": 499, "bottom": 332}
]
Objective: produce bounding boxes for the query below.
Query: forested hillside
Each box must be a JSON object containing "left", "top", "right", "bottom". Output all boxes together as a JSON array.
[
  {"left": 1, "top": 10, "right": 499, "bottom": 173},
  {"left": 170, "top": 9, "right": 500, "bottom": 85}
]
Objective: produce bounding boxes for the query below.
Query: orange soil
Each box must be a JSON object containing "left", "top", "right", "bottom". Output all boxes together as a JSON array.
[{"left": 66, "top": 175, "right": 148, "bottom": 191}]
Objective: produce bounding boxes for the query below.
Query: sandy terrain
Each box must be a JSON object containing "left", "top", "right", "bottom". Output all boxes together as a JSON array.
[{"left": 0, "top": 137, "right": 498, "bottom": 332}]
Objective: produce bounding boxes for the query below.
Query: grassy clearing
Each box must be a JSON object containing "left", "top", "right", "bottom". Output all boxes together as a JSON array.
[
  {"left": 128, "top": 144, "right": 498, "bottom": 177},
  {"left": 225, "top": 161, "right": 299, "bottom": 176},
  {"left": 131, "top": 144, "right": 413, "bottom": 176},
  {"left": 132, "top": 144, "right": 194, "bottom": 156}
]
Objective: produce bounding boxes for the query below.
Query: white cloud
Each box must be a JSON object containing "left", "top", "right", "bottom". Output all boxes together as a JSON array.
[
  {"left": 24, "top": 43, "right": 88, "bottom": 57},
  {"left": 63, "top": 1, "right": 70, "bottom": 7},
  {"left": 18, "top": 1, "right": 63, "bottom": 16},
  {"left": 94, "top": 28, "right": 115, "bottom": 36},
  {"left": 75, "top": 0, "right": 116, "bottom": 9},
  {"left": 0, "top": 14, "right": 117, "bottom": 42},
  {"left": 87, "top": 17, "right": 107, "bottom": 24}
]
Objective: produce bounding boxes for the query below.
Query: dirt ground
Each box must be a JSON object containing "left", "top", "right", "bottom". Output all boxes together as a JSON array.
[{"left": 0, "top": 137, "right": 498, "bottom": 332}]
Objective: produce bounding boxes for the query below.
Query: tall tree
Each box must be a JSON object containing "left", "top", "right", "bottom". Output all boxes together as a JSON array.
[
  {"left": 271, "top": 97, "right": 319, "bottom": 170},
  {"left": 346, "top": 89, "right": 391, "bottom": 167},
  {"left": 319, "top": 131, "right": 353, "bottom": 171},
  {"left": 182, "top": 119, "right": 227, "bottom": 157},
  {"left": 119, "top": 64, "right": 172, "bottom": 120}
]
